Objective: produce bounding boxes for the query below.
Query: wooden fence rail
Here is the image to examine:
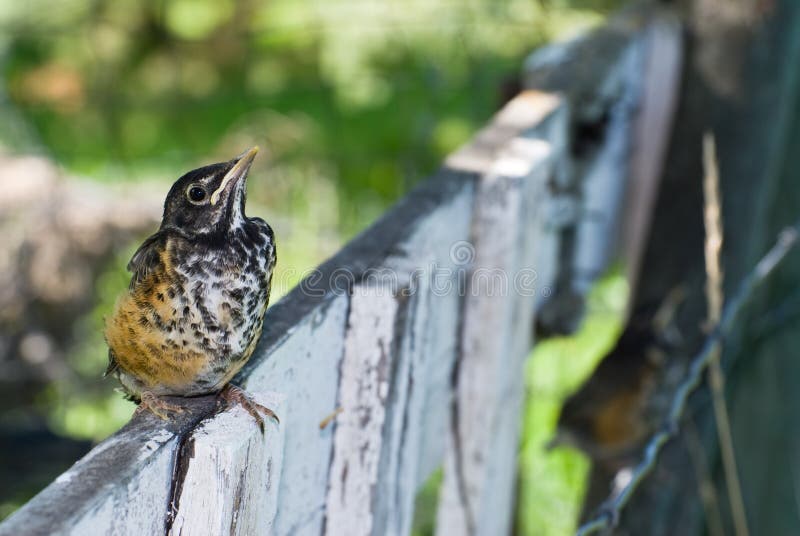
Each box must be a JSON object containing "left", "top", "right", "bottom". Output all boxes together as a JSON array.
[{"left": 0, "top": 7, "right": 680, "bottom": 535}]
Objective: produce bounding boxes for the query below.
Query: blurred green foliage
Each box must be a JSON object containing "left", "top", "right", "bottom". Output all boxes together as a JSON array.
[
  {"left": 0, "top": 0, "right": 625, "bottom": 531},
  {"left": 1, "top": 0, "right": 613, "bottom": 231},
  {"left": 41, "top": 246, "right": 139, "bottom": 441},
  {"left": 518, "top": 274, "right": 627, "bottom": 535}
]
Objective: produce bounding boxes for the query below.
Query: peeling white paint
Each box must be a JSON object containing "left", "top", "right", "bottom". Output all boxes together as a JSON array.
[
  {"left": 324, "top": 286, "right": 399, "bottom": 536},
  {"left": 169, "top": 392, "right": 286, "bottom": 536},
  {"left": 138, "top": 429, "right": 174, "bottom": 461},
  {"left": 437, "top": 90, "right": 559, "bottom": 536},
  {"left": 245, "top": 294, "right": 349, "bottom": 535},
  {"left": 55, "top": 472, "right": 74, "bottom": 485}
]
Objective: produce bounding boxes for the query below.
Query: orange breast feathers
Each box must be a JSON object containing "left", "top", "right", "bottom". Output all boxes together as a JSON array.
[{"left": 104, "top": 249, "right": 209, "bottom": 393}]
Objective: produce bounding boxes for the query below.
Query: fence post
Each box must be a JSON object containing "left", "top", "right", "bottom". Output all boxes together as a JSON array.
[
  {"left": 168, "top": 392, "right": 286, "bottom": 535},
  {"left": 323, "top": 284, "right": 403, "bottom": 536},
  {"left": 436, "top": 92, "right": 563, "bottom": 536}
]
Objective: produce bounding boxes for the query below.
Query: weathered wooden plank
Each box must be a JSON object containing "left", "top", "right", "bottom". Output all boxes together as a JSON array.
[
  {"left": 436, "top": 92, "right": 560, "bottom": 536},
  {"left": 478, "top": 133, "right": 556, "bottom": 534},
  {"left": 241, "top": 295, "right": 349, "bottom": 535},
  {"left": 523, "top": 7, "right": 656, "bottom": 335},
  {"left": 0, "top": 398, "right": 217, "bottom": 536},
  {"left": 571, "top": 38, "right": 643, "bottom": 293},
  {"left": 324, "top": 285, "right": 401, "bottom": 536},
  {"left": 385, "top": 194, "right": 476, "bottom": 491},
  {"left": 370, "top": 190, "right": 476, "bottom": 536},
  {"left": 168, "top": 392, "right": 286, "bottom": 535},
  {"left": 412, "top": 284, "right": 461, "bottom": 485},
  {"left": 324, "top": 173, "right": 476, "bottom": 535},
  {"left": 373, "top": 275, "right": 431, "bottom": 536},
  {"left": 554, "top": 12, "right": 680, "bottom": 303}
]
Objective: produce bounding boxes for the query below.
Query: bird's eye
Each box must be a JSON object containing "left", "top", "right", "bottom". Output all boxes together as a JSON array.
[{"left": 187, "top": 185, "right": 207, "bottom": 204}]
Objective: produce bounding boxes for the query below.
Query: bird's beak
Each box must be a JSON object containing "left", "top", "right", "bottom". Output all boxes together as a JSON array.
[{"left": 210, "top": 146, "right": 259, "bottom": 206}]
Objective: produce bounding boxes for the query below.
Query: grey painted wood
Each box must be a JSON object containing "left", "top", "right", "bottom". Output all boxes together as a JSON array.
[
  {"left": 0, "top": 397, "right": 218, "bottom": 536},
  {"left": 523, "top": 6, "right": 660, "bottom": 337},
  {"left": 324, "top": 285, "right": 402, "bottom": 536},
  {"left": 349, "top": 178, "right": 475, "bottom": 536},
  {"left": 242, "top": 295, "right": 349, "bottom": 535},
  {"left": 169, "top": 392, "right": 286, "bottom": 535},
  {"left": 375, "top": 276, "right": 433, "bottom": 536},
  {"left": 436, "top": 91, "right": 563, "bottom": 536}
]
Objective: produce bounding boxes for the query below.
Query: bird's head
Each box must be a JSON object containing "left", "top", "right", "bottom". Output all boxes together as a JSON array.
[{"left": 161, "top": 146, "right": 259, "bottom": 236}]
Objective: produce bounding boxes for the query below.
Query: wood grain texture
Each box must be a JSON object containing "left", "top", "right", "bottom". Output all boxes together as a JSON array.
[
  {"left": 324, "top": 285, "right": 400, "bottom": 536},
  {"left": 243, "top": 295, "right": 349, "bottom": 535},
  {"left": 169, "top": 392, "right": 286, "bottom": 536},
  {"left": 437, "top": 91, "right": 560, "bottom": 536},
  {"left": 0, "top": 397, "right": 217, "bottom": 536},
  {"left": 324, "top": 167, "right": 475, "bottom": 535}
]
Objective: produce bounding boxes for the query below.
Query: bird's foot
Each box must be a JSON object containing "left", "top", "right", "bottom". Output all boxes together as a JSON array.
[
  {"left": 135, "top": 391, "right": 184, "bottom": 420},
  {"left": 218, "top": 384, "right": 279, "bottom": 434}
]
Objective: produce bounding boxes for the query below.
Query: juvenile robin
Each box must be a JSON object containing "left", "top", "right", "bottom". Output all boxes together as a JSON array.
[
  {"left": 547, "top": 287, "right": 686, "bottom": 463},
  {"left": 547, "top": 325, "right": 666, "bottom": 463},
  {"left": 104, "top": 147, "right": 277, "bottom": 429}
]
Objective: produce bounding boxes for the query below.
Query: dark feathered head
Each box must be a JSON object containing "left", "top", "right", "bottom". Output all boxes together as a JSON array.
[{"left": 161, "top": 147, "right": 259, "bottom": 236}]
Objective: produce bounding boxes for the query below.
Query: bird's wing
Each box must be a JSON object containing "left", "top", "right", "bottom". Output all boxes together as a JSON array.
[
  {"left": 127, "top": 231, "right": 168, "bottom": 288},
  {"left": 104, "top": 349, "right": 119, "bottom": 377}
]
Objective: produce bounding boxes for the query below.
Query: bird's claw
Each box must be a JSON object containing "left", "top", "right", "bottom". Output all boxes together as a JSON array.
[
  {"left": 135, "top": 391, "right": 184, "bottom": 420},
  {"left": 218, "top": 384, "right": 279, "bottom": 434}
]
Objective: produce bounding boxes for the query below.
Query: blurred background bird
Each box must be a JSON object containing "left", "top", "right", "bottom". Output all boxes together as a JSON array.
[
  {"left": 547, "top": 286, "right": 687, "bottom": 466},
  {"left": 545, "top": 287, "right": 687, "bottom": 521},
  {"left": 104, "top": 147, "right": 277, "bottom": 428}
]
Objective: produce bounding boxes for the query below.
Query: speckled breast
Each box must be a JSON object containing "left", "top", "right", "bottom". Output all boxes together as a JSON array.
[{"left": 106, "top": 221, "right": 275, "bottom": 397}]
